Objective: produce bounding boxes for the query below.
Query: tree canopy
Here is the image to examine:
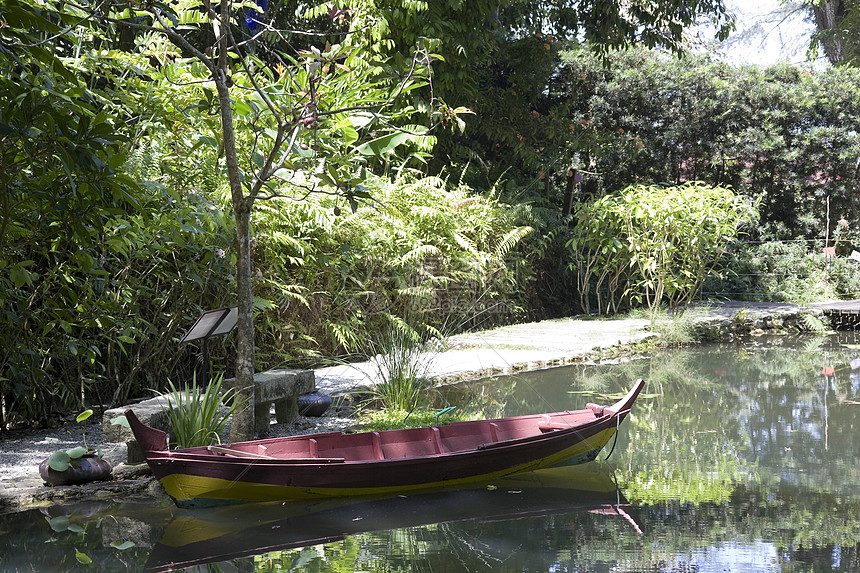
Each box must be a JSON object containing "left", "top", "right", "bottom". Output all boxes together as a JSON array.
[{"left": 1, "top": 0, "right": 745, "bottom": 429}]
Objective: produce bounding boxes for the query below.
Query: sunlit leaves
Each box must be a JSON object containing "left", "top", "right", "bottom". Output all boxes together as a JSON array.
[
  {"left": 356, "top": 132, "right": 414, "bottom": 156},
  {"left": 74, "top": 549, "right": 92, "bottom": 565},
  {"left": 567, "top": 182, "right": 758, "bottom": 317}
]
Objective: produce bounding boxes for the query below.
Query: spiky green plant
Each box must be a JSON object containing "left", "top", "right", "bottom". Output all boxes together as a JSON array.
[
  {"left": 366, "top": 324, "right": 435, "bottom": 413},
  {"left": 158, "top": 373, "right": 247, "bottom": 449}
]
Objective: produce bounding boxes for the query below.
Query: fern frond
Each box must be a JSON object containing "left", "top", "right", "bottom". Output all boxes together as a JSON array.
[
  {"left": 397, "top": 244, "right": 441, "bottom": 266},
  {"left": 494, "top": 226, "right": 533, "bottom": 259},
  {"left": 452, "top": 231, "right": 478, "bottom": 254},
  {"left": 800, "top": 312, "right": 828, "bottom": 333}
]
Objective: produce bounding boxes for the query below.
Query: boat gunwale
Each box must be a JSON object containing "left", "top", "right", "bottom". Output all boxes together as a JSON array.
[
  {"left": 126, "top": 379, "right": 644, "bottom": 466},
  {"left": 141, "top": 412, "right": 615, "bottom": 466}
]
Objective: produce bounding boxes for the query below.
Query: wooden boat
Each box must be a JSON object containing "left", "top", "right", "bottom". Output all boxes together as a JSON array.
[
  {"left": 144, "top": 464, "right": 630, "bottom": 572},
  {"left": 126, "top": 379, "right": 645, "bottom": 507}
]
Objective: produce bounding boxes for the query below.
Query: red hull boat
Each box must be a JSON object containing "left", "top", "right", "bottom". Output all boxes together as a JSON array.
[{"left": 126, "top": 379, "right": 645, "bottom": 507}]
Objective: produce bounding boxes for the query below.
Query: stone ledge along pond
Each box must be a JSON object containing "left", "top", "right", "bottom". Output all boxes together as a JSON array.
[{"left": 2, "top": 333, "right": 860, "bottom": 571}]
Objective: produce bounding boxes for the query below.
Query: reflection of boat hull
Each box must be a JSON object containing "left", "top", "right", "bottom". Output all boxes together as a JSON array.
[
  {"left": 145, "top": 464, "right": 628, "bottom": 573},
  {"left": 126, "top": 380, "right": 645, "bottom": 507}
]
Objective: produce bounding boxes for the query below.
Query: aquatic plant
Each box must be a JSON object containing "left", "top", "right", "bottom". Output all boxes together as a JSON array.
[
  {"left": 45, "top": 410, "right": 101, "bottom": 472},
  {"left": 364, "top": 323, "right": 436, "bottom": 413}
]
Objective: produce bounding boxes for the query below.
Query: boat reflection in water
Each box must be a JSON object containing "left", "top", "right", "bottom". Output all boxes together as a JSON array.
[{"left": 145, "top": 462, "right": 635, "bottom": 572}]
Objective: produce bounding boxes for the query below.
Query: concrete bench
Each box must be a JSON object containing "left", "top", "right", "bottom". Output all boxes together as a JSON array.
[
  {"left": 246, "top": 368, "right": 315, "bottom": 431},
  {"left": 103, "top": 368, "right": 315, "bottom": 462}
]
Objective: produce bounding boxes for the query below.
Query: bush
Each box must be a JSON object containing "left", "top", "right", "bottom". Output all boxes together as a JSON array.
[
  {"left": 251, "top": 174, "right": 540, "bottom": 360},
  {"left": 556, "top": 47, "right": 860, "bottom": 240},
  {"left": 566, "top": 182, "right": 758, "bottom": 316},
  {"left": 704, "top": 236, "right": 860, "bottom": 304},
  {"left": 0, "top": 187, "right": 235, "bottom": 427}
]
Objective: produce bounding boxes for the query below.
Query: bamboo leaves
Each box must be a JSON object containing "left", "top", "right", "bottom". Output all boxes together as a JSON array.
[{"left": 567, "top": 182, "right": 758, "bottom": 317}]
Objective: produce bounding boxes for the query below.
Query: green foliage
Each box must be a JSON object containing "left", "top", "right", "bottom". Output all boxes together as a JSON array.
[
  {"left": 333, "top": 0, "right": 734, "bottom": 186},
  {"left": 567, "top": 182, "right": 758, "bottom": 316},
  {"left": 703, "top": 239, "right": 860, "bottom": 304},
  {"left": 46, "top": 447, "right": 89, "bottom": 473},
  {"left": 251, "top": 174, "right": 537, "bottom": 360},
  {"left": 0, "top": 181, "right": 235, "bottom": 425},
  {"left": 0, "top": 0, "right": 241, "bottom": 426},
  {"left": 557, "top": 47, "right": 860, "bottom": 239},
  {"left": 356, "top": 408, "right": 465, "bottom": 432},
  {"left": 0, "top": 0, "right": 762, "bottom": 429},
  {"left": 158, "top": 373, "right": 247, "bottom": 449},
  {"left": 648, "top": 310, "right": 698, "bottom": 346},
  {"left": 800, "top": 312, "right": 829, "bottom": 333},
  {"left": 364, "top": 325, "right": 434, "bottom": 412},
  {"left": 46, "top": 409, "right": 98, "bottom": 471}
]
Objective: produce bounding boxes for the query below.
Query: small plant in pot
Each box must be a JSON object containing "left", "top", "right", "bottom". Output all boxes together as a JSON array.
[{"left": 39, "top": 409, "right": 113, "bottom": 486}]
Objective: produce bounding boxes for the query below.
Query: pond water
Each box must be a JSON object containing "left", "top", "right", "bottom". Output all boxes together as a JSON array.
[{"left": 2, "top": 334, "right": 860, "bottom": 571}]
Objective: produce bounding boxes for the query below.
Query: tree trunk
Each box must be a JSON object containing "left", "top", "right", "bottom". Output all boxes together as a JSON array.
[
  {"left": 813, "top": 1, "right": 847, "bottom": 65},
  {"left": 230, "top": 203, "right": 256, "bottom": 441},
  {"left": 562, "top": 170, "right": 577, "bottom": 217},
  {"left": 212, "top": 26, "right": 256, "bottom": 441}
]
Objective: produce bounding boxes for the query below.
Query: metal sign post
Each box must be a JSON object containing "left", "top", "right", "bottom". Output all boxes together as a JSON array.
[{"left": 180, "top": 306, "right": 239, "bottom": 385}]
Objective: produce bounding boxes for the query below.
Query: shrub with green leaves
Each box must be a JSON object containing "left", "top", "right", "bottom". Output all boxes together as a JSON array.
[
  {"left": 703, "top": 236, "right": 860, "bottom": 304},
  {"left": 567, "top": 182, "right": 758, "bottom": 316},
  {"left": 251, "top": 174, "right": 537, "bottom": 360},
  {"left": 557, "top": 47, "right": 860, "bottom": 240}
]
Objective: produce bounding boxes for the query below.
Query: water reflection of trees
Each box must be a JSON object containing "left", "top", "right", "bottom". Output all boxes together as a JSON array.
[
  {"left": 431, "top": 336, "right": 860, "bottom": 568},
  {"left": 246, "top": 494, "right": 860, "bottom": 572},
  {"left": 290, "top": 337, "right": 860, "bottom": 572},
  {"left": 610, "top": 338, "right": 860, "bottom": 501},
  {"left": 250, "top": 510, "right": 639, "bottom": 573}
]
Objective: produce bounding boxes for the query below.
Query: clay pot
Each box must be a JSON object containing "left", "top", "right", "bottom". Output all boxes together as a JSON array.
[
  {"left": 297, "top": 391, "right": 332, "bottom": 417},
  {"left": 39, "top": 453, "right": 112, "bottom": 486}
]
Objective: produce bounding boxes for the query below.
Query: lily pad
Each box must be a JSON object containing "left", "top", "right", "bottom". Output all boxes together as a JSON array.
[{"left": 47, "top": 451, "right": 71, "bottom": 472}]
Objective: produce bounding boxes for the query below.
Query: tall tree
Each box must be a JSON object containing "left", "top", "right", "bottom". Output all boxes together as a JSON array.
[
  {"left": 3, "top": 0, "right": 441, "bottom": 438},
  {"left": 116, "top": 1, "right": 440, "bottom": 440},
  {"left": 807, "top": 0, "right": 860, "bottom": 65},
  {"left": 335, "top": 0, "right": 735, "bottom": 185}
]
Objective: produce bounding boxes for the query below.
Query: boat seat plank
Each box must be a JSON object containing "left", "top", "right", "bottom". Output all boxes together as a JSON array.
[
  {"left": 206, "top": 445, "right": 345, "bottom": 463},
  {"left": 491, "top": 418, "right": 539, "bottom": 441},
  {"left": 372, "top": 432, "right": 384, "bottom": 460},
  {"left": 488, "top": 422, "right": 500, "bottom": 442},
  {"left": 430, "top": 426, "right": 443, "bottom": 454},
  {"left": 538, "top": 421, "right": 570, "bottom": 432},
  {"left": 311, "top": 432, "right": 383, "bottom": 461},
  {"left": 437, "top": 423, "right": 497, "bottom": 453},
  {"left": 207, "top": 446, "right": 276, "bottom": 459}
]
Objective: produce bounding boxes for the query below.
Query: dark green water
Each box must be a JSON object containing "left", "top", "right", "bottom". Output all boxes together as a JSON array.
[{"left": 3, "top": 334, "right": 860, "bottom": 571}]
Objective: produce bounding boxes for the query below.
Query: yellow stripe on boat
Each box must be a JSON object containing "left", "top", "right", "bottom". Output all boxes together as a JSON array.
[{"left": 159, "top": 427, "right": 617, "bottom": 505}]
